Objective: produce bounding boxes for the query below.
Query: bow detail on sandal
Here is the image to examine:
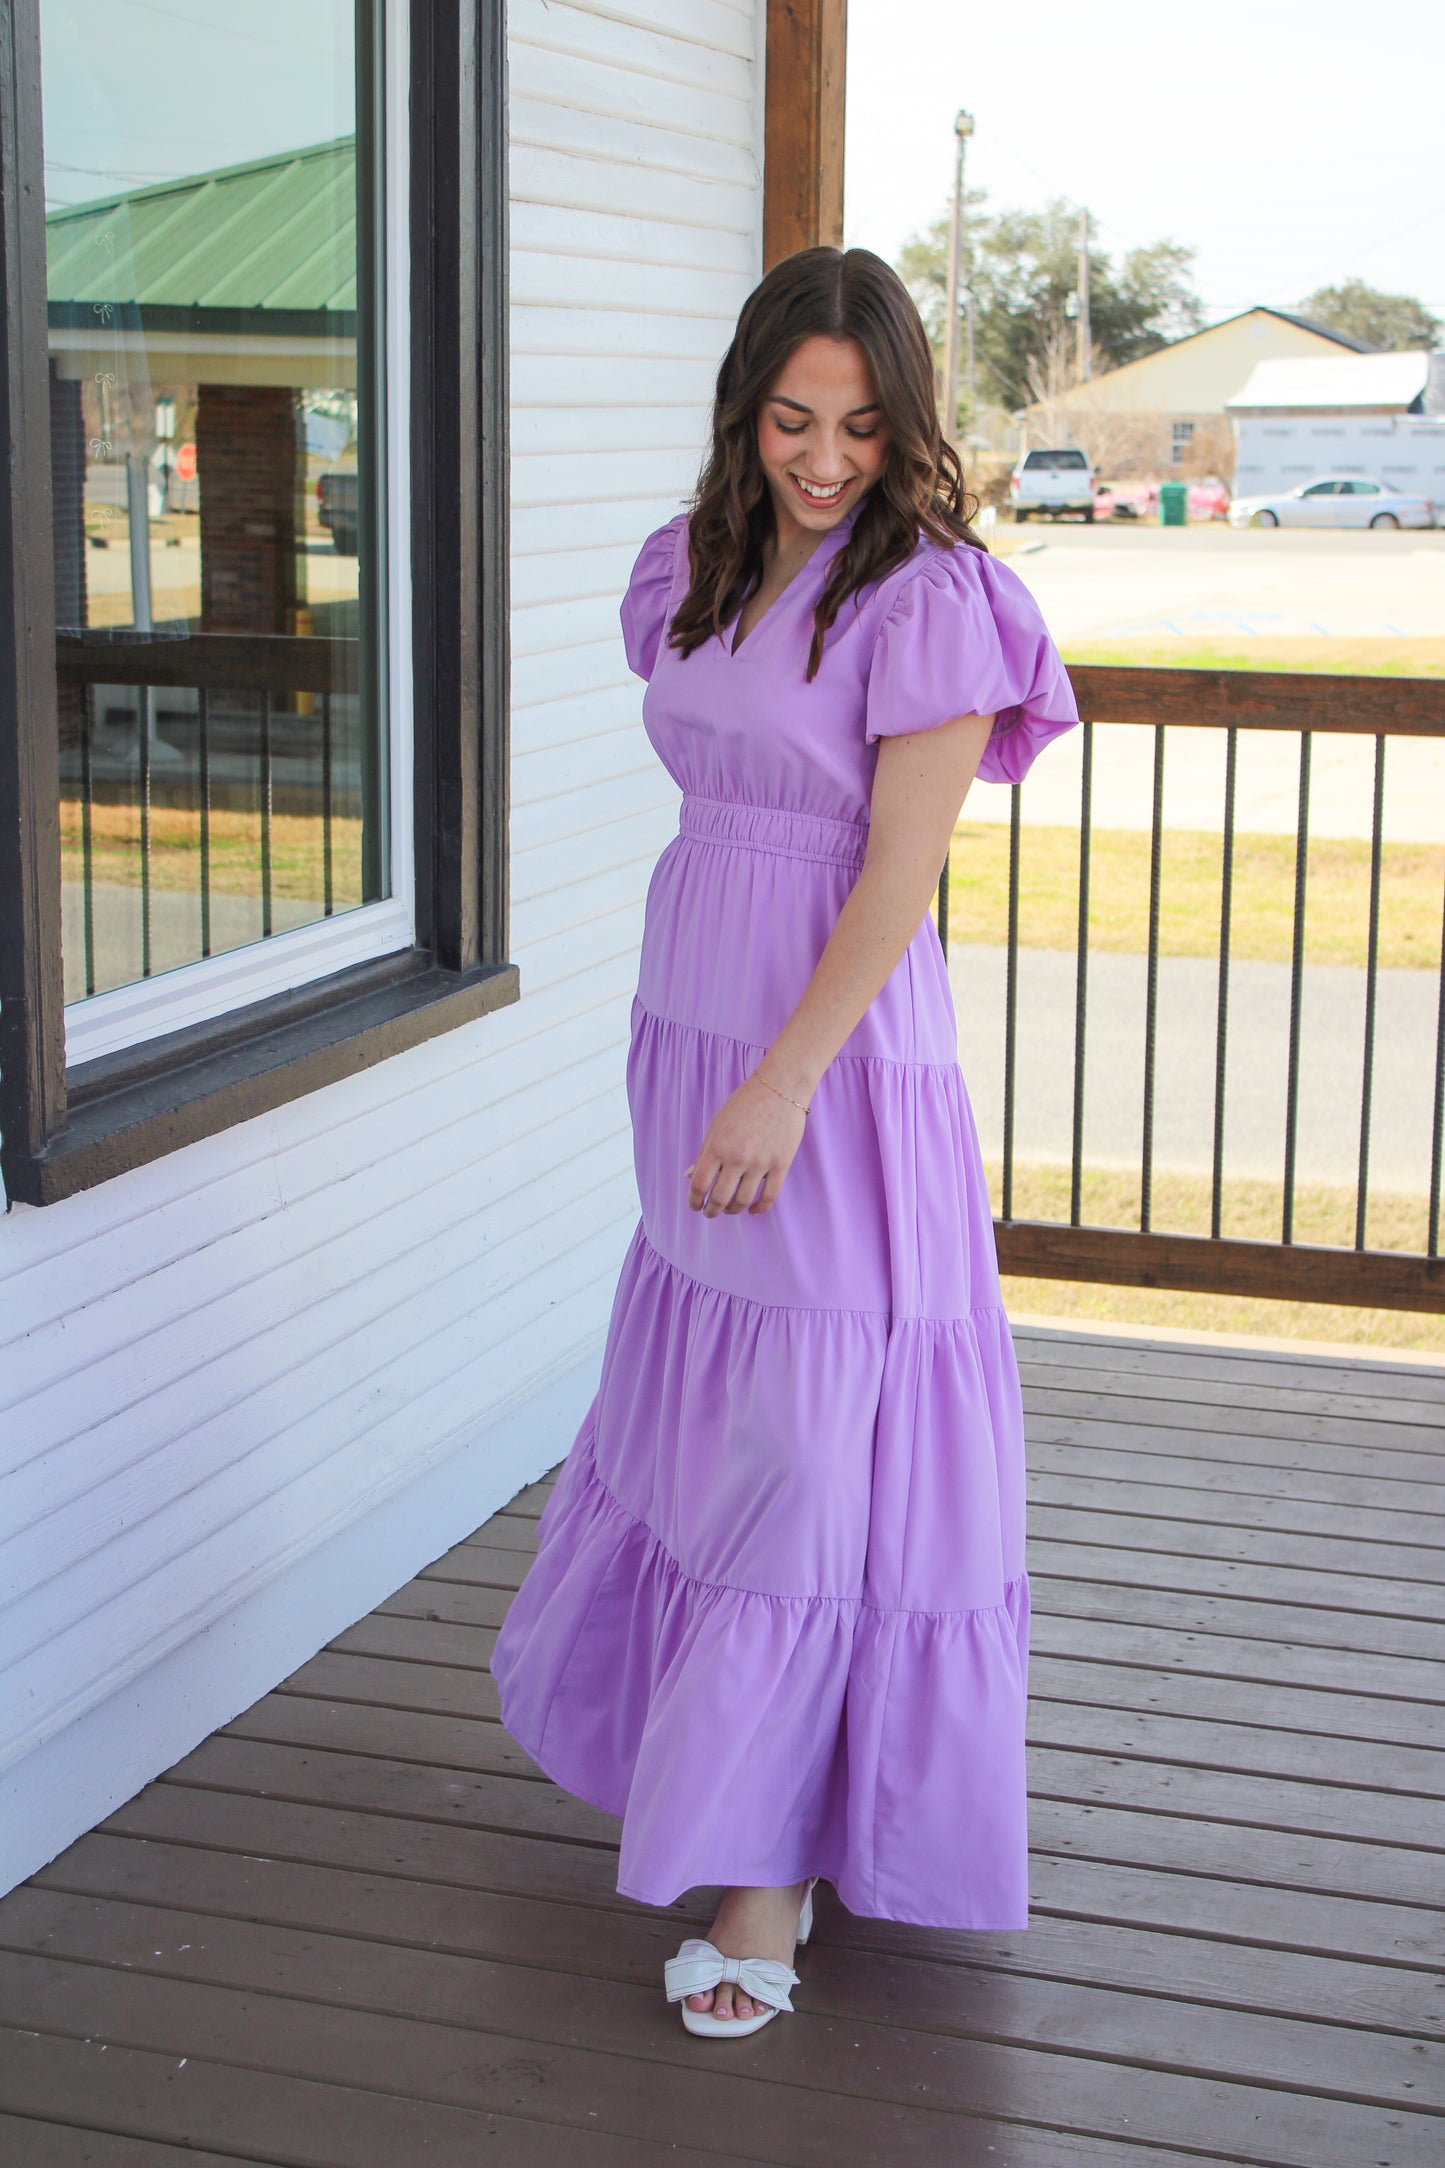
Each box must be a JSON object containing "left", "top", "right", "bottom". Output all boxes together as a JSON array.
[{"left": 664, "top": 1940, "right": 799, "bottom": 2013}]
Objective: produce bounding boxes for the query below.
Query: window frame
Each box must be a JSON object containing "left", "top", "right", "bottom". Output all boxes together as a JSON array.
[
  {"left": 0, "top": 0, "right": 516, "bottom": 1207},
  {"left": 61, "top": 0, "right": 416, "bottom": 1070}
]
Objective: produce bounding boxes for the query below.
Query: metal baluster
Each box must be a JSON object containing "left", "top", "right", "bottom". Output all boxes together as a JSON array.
[
  {"left": 1070, "top": 720, "right": 1093, "bottom": 1228},
  {"left": 1356, "top": 736, "right": 1385, "bottom": 1251},
  {"left": 1281, "top": 730, "right": 1312, "bottom": 1244},
  {"left": 1211, "top": 726, "right": 1238, "bottom": 1240},
  {"left": 1002, "top": 781, "right": 1021, "bottom": 1224},
  {"left": 936, "top": 846, "right": 950, "bottom": 962},
  {"left": 198, "top": 686, "right": 212, "bottom": 959},
  {"left": 139, "top": 683, "right": 153, "bottom": 979},
  {"left": 1140, "top": 725, "right": 1166, "bottom": 1232},
  {"left": 260, "top": 688, "right": 273, "bottom": 939},
  {"left": 321, "top": 688, "right": 335, "bottom": 917},
  {"left": 1429, "top": 871, "right": 1445, "bottom": 1259},
  {"left": 80, "top": 684, "right": 96, "bottom": 998}
]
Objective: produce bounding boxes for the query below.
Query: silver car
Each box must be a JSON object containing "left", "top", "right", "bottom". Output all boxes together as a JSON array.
[{"left": 1228, "top": 475, "right": 1434, "bottom": 529}]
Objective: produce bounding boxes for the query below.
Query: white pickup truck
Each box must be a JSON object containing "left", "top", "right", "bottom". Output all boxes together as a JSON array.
[{"left": 1010, "top": 446, "right": 1096, "bottom": 522}]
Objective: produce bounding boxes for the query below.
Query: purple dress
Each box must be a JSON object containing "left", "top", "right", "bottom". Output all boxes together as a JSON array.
[{"left": 491, "top": 501, "right": 1078, "bottom": 1928}]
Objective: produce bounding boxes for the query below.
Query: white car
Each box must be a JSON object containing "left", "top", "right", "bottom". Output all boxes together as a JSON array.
[
  {"left": 1010, "top": 446, "right": 1096, "bottom": 521},
  {"left": 1228, "top": 475, "right": 1434, "bottom": 530}
]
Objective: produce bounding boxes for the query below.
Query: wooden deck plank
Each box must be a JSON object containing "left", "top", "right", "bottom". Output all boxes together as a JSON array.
[
  {"left": 1017, "top": 1355, "right": 1445, "bottom": 1428},
  {"left": 2, "top": 1327, "right": 1440, "bottom": 2166},
  {"left": 315, "top": 1611, "right": 1445, "bottom": 1801},
  {"left": 1025, "top": 1411, "right": 1445, "bottom": 1482},
  {"left": 379, "top": 1571, "right": 1445, "bottom": 1711},
  {"left": 1025, "top": 1431, "right": 1445, "bottom": 1504},
  {"left": 4, "top": 1886, "right": 1441, "bottom": 2121},
  {"left": 1029, "top": 1467, "right": 1445, "bottom": 1545},
  {"left": 1, "top": 1946, "right": 1437, "bottom": 2168},
  {"left": 0, "top": 2116, "right": 255, "bottom": 2166},
  {"left": 1011, "top": 1327, "right": 1445, "bottom": 1404},
  {"left": 26, "top": 1838, "right": 1442, "bottom": 2043},
  {"left": 1020, "top": 1382, "right": 1445, "bottom": 1455},
  {"left": 120, "top": 1732, "right": 1445, "bottom": 1914},
  {"left": 0, "top": 2032, "right": 743, "bottom": 2168}
]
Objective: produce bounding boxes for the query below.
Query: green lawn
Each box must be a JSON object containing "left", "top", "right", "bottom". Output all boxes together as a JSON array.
[{"left": 949, "top": 822, "right": 1444, "bottom": 972}]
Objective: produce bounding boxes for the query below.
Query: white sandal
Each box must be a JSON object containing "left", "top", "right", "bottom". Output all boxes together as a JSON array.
[{"left": 664, "top": 1877, "right": 818, "bottom": 2039}]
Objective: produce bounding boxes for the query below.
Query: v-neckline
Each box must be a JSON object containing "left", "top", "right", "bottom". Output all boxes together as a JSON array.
[{"left": 727, "top": 502, "right": 860, "bottom": 657}]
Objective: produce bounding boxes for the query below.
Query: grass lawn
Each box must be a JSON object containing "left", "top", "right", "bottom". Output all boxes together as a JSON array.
[
  {"left": 948, "top": 821, "right": 1444, "bottom": 971},
  {"left": 1060, "top": 635, "right": 1445, "bottom": 677},
  {"left": 989, "top": 1160, "right": 1445, "bottom": 1354},
  {"left": 61, "top": 800, "right": 365, "bottom": 907}
]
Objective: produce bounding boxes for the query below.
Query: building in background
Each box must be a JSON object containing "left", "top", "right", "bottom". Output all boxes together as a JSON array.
[
  {"left": 1228, "top": 350, "right": 1445, "bottom": 512},
  {"left": 1018, "top": 306, "right": 1373, "bottom": 482}
]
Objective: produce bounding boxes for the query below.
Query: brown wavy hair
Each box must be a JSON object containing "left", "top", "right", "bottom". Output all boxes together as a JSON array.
[{"left": 667, "top": 246, "right": 983, "bottom": 681}]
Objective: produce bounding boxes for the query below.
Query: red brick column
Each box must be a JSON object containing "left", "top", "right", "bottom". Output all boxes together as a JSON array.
[{"left": 196, "top": 383, "right": 304, "bottom": 633}]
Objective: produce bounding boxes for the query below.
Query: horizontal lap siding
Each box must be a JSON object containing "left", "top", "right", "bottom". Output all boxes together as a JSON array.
[{"left": 0, "top": 0, "right": 763, "bottom": 1887}]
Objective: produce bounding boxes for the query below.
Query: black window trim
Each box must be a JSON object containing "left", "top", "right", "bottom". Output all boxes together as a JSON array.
[{"left": 0, "top": 0, "right": 517, "bottom": 1208}]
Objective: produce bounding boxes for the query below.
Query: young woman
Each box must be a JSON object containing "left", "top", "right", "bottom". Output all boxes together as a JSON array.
[{"left": 491, "top": 246, "right": 1078, "bottom": 2039}]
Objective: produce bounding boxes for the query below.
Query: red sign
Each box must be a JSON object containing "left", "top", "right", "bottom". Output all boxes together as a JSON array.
[{"left": 175, "top": 441, "right": 197, "bottom": 481}]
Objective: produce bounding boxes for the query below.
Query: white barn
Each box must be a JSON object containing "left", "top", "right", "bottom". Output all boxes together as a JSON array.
[
  {"left": 1228, "top": 349, "right": 1445, "bottom": 510},
  {"left": 0, "top": 0, "right": 843, "bottom": 1897}
]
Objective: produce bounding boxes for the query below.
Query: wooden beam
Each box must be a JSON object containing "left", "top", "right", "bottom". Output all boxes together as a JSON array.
[
  {"left": 763, "top": 0, "right": 846, "bottom": 268},
  {"left": 1067, "top": 664, "right": 1445, "bottom": 737},
  {"left": 995, "top": 1220, "right": 1445, "bottom": 1314}
]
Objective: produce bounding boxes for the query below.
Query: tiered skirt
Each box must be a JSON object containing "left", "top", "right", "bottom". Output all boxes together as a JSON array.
[{"left": 491, "top": 794, "right": 1030, "bottom": 1928}]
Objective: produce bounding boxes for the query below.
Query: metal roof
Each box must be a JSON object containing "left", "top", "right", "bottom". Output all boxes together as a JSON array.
[
  {"left": 1227, "top": 351, "right": 1434, "bottom": 412},
  {"left": 45, "top": 137, "right": 356, "bottom": 318}
]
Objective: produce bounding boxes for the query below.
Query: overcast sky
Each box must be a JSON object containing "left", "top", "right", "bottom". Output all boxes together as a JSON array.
[{"left": 845, "top": 0, "right": 1445, "bottom": 327}]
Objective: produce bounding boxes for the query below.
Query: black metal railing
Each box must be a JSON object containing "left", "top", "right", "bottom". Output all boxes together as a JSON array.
[
  {"left": 937, "top": 666, "right": 1445, "bottom": 1313},
  {"left": 57, "top": 631, "right": 360, "bottom": 1000}
]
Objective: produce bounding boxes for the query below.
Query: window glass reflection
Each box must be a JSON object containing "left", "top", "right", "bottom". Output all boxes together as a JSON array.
[{"left": 43, "top": 1, "right": 388, "bottom": 1006}]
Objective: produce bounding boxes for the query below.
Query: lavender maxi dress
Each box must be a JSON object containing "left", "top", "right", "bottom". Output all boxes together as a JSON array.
[{"left": 491, "top": 502, "right": 1078, "bottom": 1929}]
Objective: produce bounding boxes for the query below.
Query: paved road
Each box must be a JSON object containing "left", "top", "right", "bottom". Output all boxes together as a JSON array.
[
  {"left": 999, "top": 522, "right": 1445, "bottom": 646},
  {"left": 977, "top": 526, "right": 1445, "bottom": 844},
  {"left": 950, "top": 942, "right": 1439, "bottom": 1199}
]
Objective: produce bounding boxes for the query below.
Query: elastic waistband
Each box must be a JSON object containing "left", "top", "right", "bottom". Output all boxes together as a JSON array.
[{"left": 679, "top": 793, "right": 869, "bottom": 871}]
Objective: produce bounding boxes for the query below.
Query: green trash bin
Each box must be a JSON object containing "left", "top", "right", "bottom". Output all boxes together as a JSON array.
[{"left": 1158, "top": 480, "right": 1188, "bottom": 526}]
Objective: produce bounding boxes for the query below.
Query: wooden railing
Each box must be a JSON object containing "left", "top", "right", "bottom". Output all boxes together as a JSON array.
[{"left": 937, "top": 666, "right": 1445, "bottom": 1313}]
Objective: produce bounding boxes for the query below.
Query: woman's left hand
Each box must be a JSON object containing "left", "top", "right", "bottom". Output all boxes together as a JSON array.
[{"left": 686, "top": 1073, "right": 807, "bottom": 1217}]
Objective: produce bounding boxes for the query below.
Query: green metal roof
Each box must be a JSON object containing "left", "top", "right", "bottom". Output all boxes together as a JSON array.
[{"left": 46, "top": 136, "right": 356, "bottom": 328}]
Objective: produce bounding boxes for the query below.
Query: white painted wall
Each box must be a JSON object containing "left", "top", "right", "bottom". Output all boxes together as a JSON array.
[
  {"left": 1232, "top": 413, "right": 1445, "bottom": 511},
  {"left": 0, "top": 0, "right": 765, "bottom": 1896}
]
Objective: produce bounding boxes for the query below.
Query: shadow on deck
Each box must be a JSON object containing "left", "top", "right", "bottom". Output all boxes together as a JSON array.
[{"left": 1, "top": 1326, "right": 1442, "bottom": 2165}]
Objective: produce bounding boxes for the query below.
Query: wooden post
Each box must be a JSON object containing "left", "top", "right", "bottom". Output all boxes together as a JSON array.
[{"left": 763, "top": 0, "right": 846, "bottom": 269}]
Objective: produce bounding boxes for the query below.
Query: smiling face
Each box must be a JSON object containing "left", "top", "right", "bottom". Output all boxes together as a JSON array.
[{"left": 755, "top": 334, "right": 890, "bottom": 544}]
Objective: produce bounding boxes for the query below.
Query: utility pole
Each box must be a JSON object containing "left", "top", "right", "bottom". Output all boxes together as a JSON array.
[
  {"left": 1076, "top": 203, "right": 1091, "bottom": 381},
  {"left": 941, "top": 108, "right": 974, "bottom": 440}
]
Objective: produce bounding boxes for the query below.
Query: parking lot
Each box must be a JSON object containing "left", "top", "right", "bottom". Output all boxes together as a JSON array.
[{"left": 994, "top": 519, "right": 1445, "bottom": 651}]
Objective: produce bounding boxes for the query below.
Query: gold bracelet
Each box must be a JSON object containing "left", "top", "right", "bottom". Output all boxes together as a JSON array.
[{"left": 753, "top": 1069, "right": 810, "bottom": 1116}]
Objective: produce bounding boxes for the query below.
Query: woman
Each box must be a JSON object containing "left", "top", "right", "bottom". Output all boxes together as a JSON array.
[{"left": 491, "top": 246, "right": 1078, "bottom": 2038}]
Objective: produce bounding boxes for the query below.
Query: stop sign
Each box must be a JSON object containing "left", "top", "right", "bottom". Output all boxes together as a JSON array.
[{"left": 175, "top": 441, "right": 197, "bottom": 480}]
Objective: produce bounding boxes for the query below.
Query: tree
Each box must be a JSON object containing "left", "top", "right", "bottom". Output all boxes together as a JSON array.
[
  {"left": 896, "top": 195, "right": 1203, "bottom": 418},
  {"left": 1297, "top": 279, "right": 1441, "bottom": 352}
]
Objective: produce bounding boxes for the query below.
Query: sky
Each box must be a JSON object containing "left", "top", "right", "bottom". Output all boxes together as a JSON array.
[
  {"left": 40, "top": 0, "right": 354, "bottom": 209},
  {"left": 844, "top": 0, "right": 1445, "bottom": 328}
]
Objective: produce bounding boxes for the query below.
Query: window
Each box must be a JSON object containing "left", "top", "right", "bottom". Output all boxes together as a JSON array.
[
  {"left": 1301, "top": 481, "right": 1341, "bottom": 497},
  {"left": 0, "top": 0, "right": 517, "bottom": 1206},
  {"left": 1342, "top": 479, "right": 1382, "bottom": 495},
  {"left": 1170, "top": 420, "right": 1195, "bottom": 464},
  {"left": 46, "top": 0, "right": 405, "bottom": 1067},
  {"left": 1022, "top": 449, "right": 1088, "bottom": 471}
]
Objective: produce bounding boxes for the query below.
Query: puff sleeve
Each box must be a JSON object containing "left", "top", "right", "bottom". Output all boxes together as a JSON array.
[
  {"left": 863, "top": 545, "right": 1078, "bottom": 785},
  {"left": 619, "top": 512, "right": 689, "bottom": 681}
]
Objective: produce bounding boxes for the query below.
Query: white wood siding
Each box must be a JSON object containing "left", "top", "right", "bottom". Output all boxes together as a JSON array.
[{"left": 0, "top": 0, "right": 764, "bottom": 1895}]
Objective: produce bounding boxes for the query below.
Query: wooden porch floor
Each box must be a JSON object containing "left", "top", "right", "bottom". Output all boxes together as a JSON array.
[{"left": 1, "top": 1325, "right": 1442, "bottom": 2166}]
